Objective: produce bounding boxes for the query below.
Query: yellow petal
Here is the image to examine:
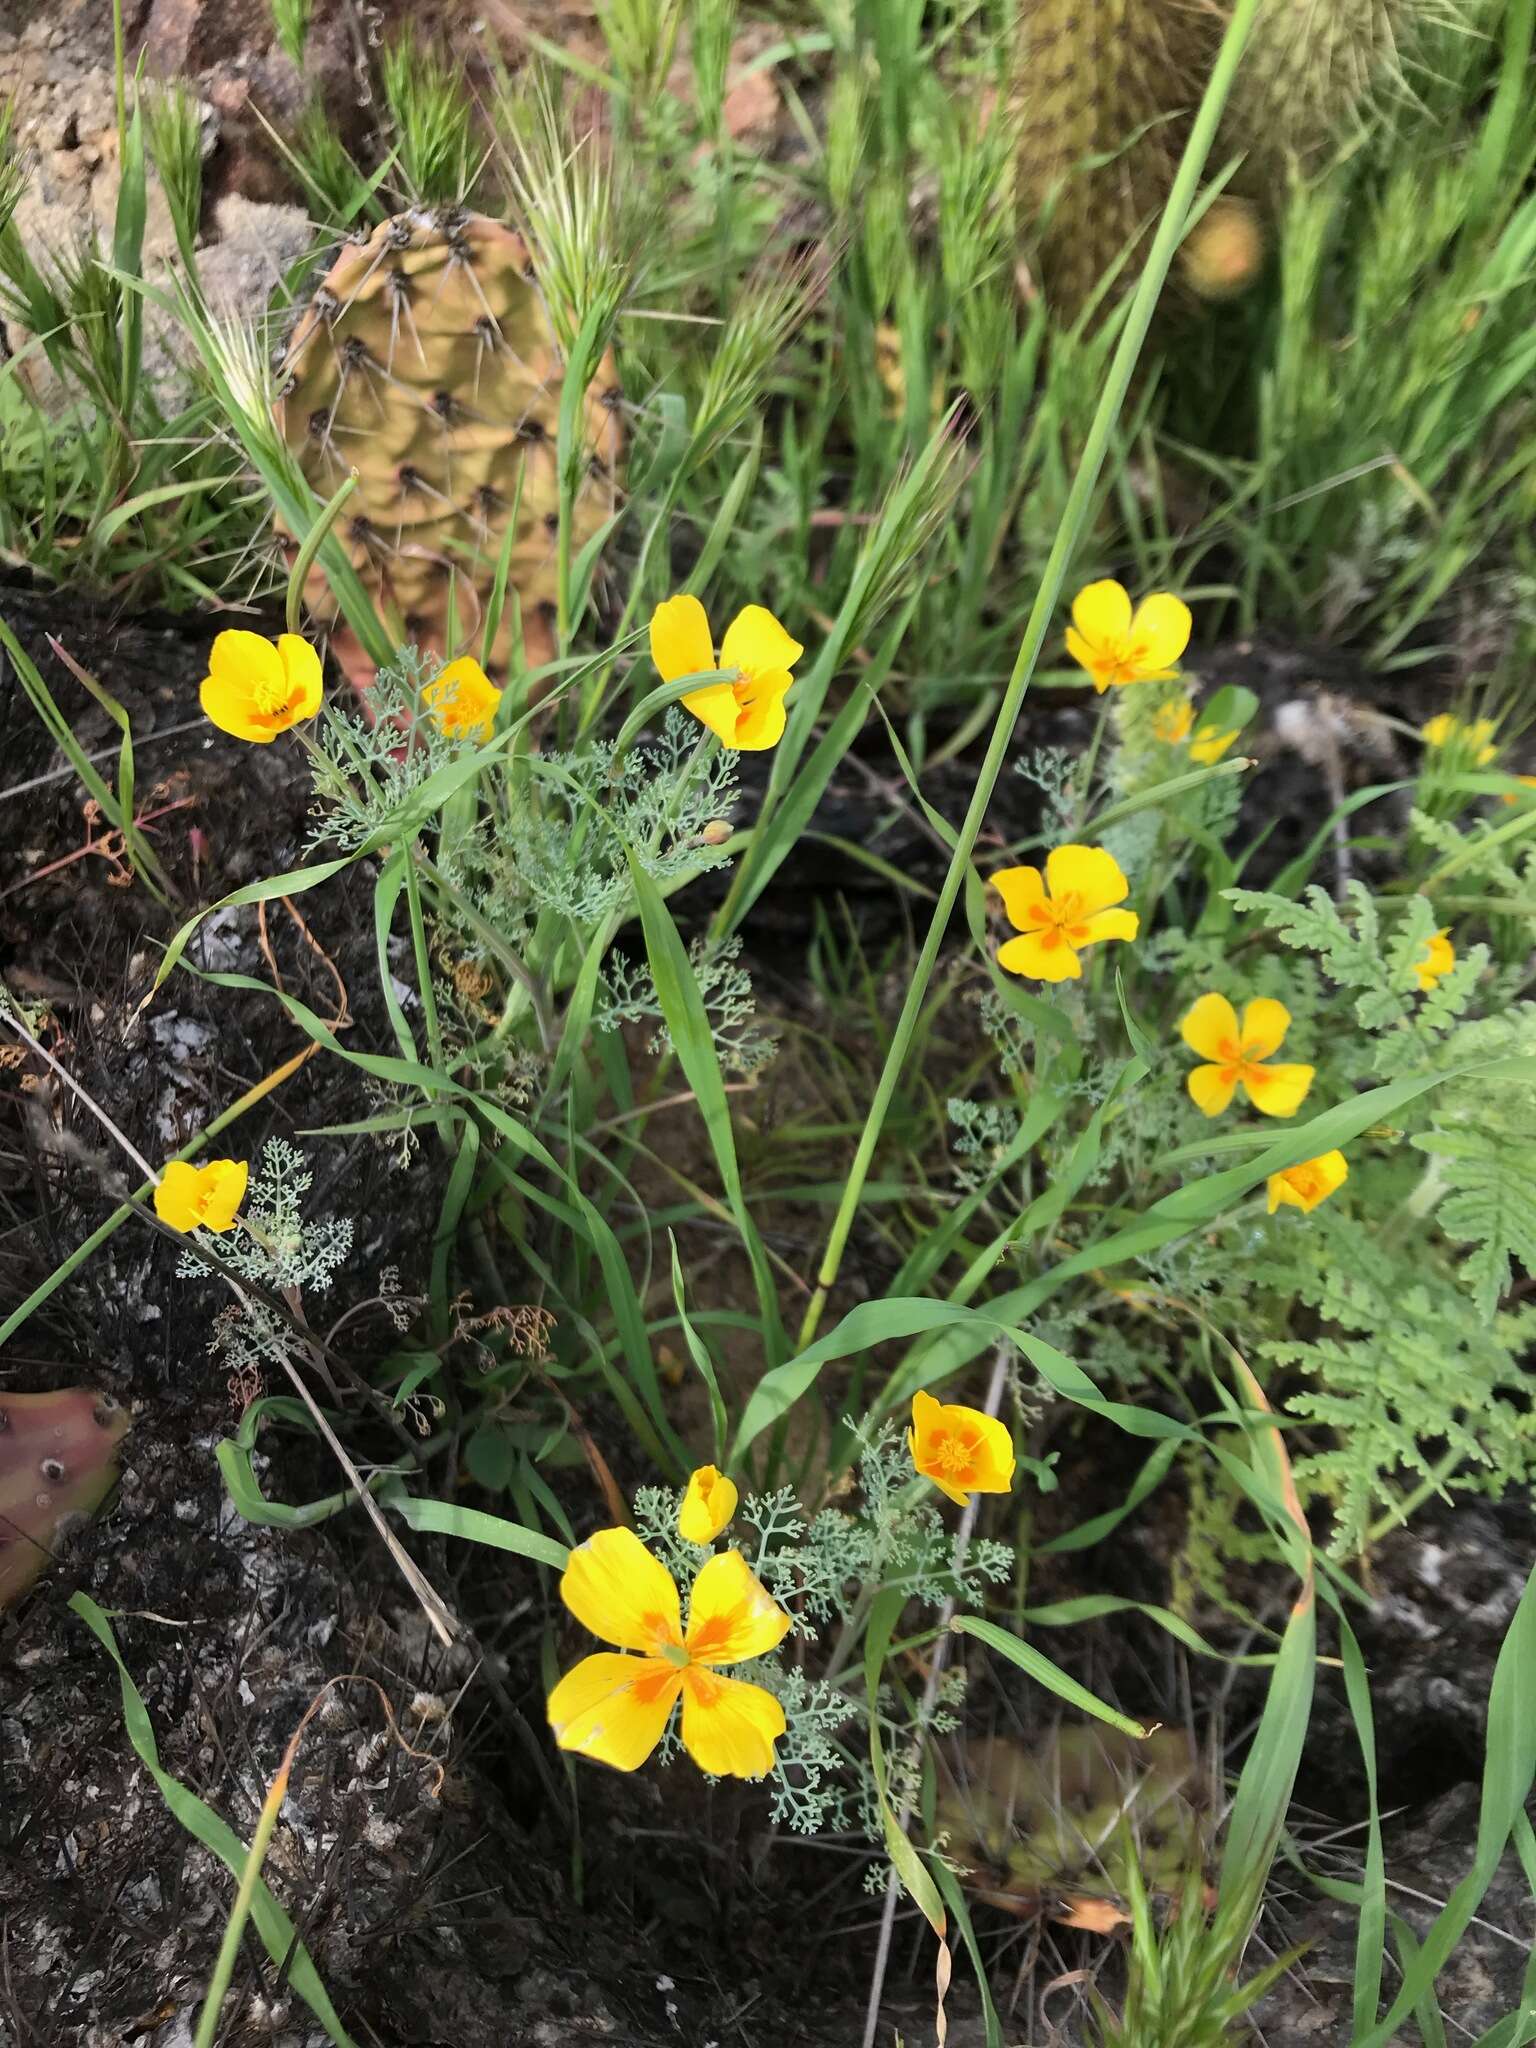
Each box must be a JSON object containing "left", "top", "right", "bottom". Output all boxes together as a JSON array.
[
  {"left": 1241, "top": 1062, "right": 1314, "bottom": 1117},
  {"left": 276, "top": 635, "right": 324, "bottom": 722},
  {"left": 1128, "top": 594, "right": 1192, "bottom": 672},
  {"left": 1179, "top": 992, "right": 1239, "bottom": 1061},
  {"left": 1239, "top": 998, "right": 1291, "bottom": 1061},
  {"left": 681, "top": 681, "right": 742, "bottom": 746},
  {"left": 208, "top": 628, "right": 285, "bottom": 694},
  {"left": 424, "top": 655, "right": 501, "bottom": 739},
  {"left": 650, "top": 594, "right": 715, "bottom": 683},
  {"left": 1267, "top": 1150, "right": 1348, "bottom": 1215},
  {"left": 992, "top": 865, "right": 1046, "bottom": 931},
  {"left": 1044, "top": 844, "right": 1129, "bottom": 916},
  {"left": 200, "top": 672, "right": 277, "bottom": 743},
  {"left": 547, "top": 1652, "right": 681, "bottom": 1771},
  {"left": 733, "top": 671, "right": 793, "bottom": 751},
  {"left": 908, "top": 1393, "right": 1015, "bottom": 1507},
  {"left": 679, "top": 1668, "right": 786, "bottom": 1778},
  {"left": 1078, "top": 907, "right": 1139, "bottom": 948},
  {"left": 1420, "top": 714, "right": 1453, "bottom": 749},
  {"left": 198, "top": 1158, "right": 249, "bottom": 1232},
  {"left": 678, "top": 1466, "right": 738, "bottom": 1545},
  {"left": 559, "top": 1527, "right": 682, "bottom": 1654},
  {"left": 998, "top": 930, "right": 1082, "bottom": 981},
  {"left": 1189, "top": 726, "right": 1237, "bottom": 764},
  {"left": 1070, "top": 579, "right": 1133, "bottom": 648},
  {"left": 719, "top": 605, "right": 804, "bottom": 678},
  {"left": 1187, "top": 1064, "right": 1237, "bottom": 1117},
  {"left": 1415, "top": 929, "right": 1454, "bottom": 991},
  {"left": 153, "top": 1158, "right": 248, "bottom": 1233},
  {"left": 684, "top": 1549, "right": 791, "bottom": 1667}
]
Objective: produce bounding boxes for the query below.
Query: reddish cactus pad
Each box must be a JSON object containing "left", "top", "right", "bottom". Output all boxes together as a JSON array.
[{"left": 0, "top": 1388, "right": 130, "bottom": 1609}]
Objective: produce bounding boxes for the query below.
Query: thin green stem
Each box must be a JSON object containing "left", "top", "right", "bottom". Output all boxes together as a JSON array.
[{"left": 795, "top": 0, "right": 1266, "bottom": 1348}]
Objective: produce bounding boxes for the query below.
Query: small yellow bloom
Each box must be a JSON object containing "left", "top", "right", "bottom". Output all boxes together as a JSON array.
[
  {"left": 650, "top": 594, "right": 804, "bottom": 751},
  {"left": 1190, "top": 726, "right": 1238, "bottom": 765},
  {"left": 153, "top": 1158, "right": 249, "bottom": 1234},
  {"left": 1421, "top": 713, "right": 1497, "bottom": 766},
  {"left": 1267, "top": 1150, "right": 1348, "bottom": 1215},
  {"left": 423, "top": 655, "right": 502, "bottom": 741},
  {"left": 908, "top": 1391, "right": 1015, "bottom": 1510},
  {"left": 199, "top": 630, "right": 323, "bottom": 743},
  {"left": 1415, "top": 927, "right": 1455, "bottom": 992},
  {"left": 993, "top": 845, "right": 1139, "bottom": 984},
  {"left": 1152, "top": 696, "right": 1195, "bottom": 744},
  {"left": 547, "top": 1528, "right": 790, "bottom": 1777},
  {"left": 1180, "top": 994, "right": 1314, "bottom": 1118},
  {"left": 1066, "top": 580, "right": 1192, "bottom": 693},
  {"left": 678, "top": 1465, "right": 738, "bottom": 1544}
]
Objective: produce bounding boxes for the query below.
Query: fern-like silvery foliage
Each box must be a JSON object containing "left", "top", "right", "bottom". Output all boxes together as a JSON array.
[
  {"left": 1411, "top": 1007, "right": 1536, "bottom": 1318},
  {"left": 1253, "top": 1210, "right": 1536, "bottom": 1555}
]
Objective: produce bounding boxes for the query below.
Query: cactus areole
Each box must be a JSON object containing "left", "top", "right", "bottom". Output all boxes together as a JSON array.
[
  {"left": 0, "top": 1388, "right": 130, "bottom": 1609},
  {"left": 275, "top": 206, "right": 623, "bottom": 692}
]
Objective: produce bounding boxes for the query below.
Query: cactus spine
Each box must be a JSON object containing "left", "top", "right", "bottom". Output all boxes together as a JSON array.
[{"left": 276, "top": 207, "right": 623, "bottom": 689}]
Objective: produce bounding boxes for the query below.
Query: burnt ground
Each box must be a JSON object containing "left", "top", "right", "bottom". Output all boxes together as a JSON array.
[{"left": 0, "top": 580, "right": 1532, "bottom": 2047}]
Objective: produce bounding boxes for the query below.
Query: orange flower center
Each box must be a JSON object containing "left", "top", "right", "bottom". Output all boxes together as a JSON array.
[
  {"left": 927, "top": 1428, "right": 980, "bottom": 1481},
  {"left": 1213, "top": 1036, "right": 1272, "bottom": 1089},
  {"left": 1284, "top": 1164, "right": 1324, "bottom": 1201},
  {"left": 1026, "top": 892, "right": 1092, "bottom": 951}
]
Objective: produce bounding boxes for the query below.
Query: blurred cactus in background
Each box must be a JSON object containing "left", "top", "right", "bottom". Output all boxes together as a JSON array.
[
  {"left": 275, "top": 207, "right": 623, "bottom": 691},
  {"left": 0, "top": 1388, "right": 129, "bottom": 1608}
]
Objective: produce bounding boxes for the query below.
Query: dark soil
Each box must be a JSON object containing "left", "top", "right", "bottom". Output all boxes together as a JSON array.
[{"left": 2, "top": 580, "right": 1531, "bottom": 2048}]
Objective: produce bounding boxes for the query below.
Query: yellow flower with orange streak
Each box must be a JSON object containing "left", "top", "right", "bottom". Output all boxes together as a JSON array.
[
  {"left": 908, "top": 1392, "right": 1015, "bottom": 1510},
  {"left": 1179, "top": 994, "right": 1314, "bottom": 1118},
  {"left": 650, "top": 595, "right": 804, "bottom": 751},
  {"left": 992, "top": 846, "right": 1139, "bottom": 983},
  {"left": 199, "top": 631, "right": 322, "bottom": 742},
  {"left": 1267, "top": 1150, "right": 1348, "bottom": 1215},
  {"left": 153, "top": 1158, "right": 248, "bottom": 1233},
  {"left": 546, "top": 1528, "right": 790, "bottom": 1777},
  {"left": 1066, "top": 580, "right": 1192, "bottom": 693}
]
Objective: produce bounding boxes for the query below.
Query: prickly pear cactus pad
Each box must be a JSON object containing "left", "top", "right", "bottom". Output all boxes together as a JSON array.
[
  {"left": 275, "top": 207, "right": 623, "bottom": 690},
  {"left": 0, "top": 1388, "right": 130, "bottom": 1609},
  {"left": 936, "top": 1726, "right": 1212, "bottom": 1923}
]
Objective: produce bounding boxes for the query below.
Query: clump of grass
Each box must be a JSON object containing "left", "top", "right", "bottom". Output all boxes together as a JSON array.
[{"left": 380, "top": 34, "right": 483, "bottom": 205}]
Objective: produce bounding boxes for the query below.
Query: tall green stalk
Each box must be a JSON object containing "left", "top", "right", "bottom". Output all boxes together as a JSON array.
[{"left": 795, "top": 0, "right": 1267, "bottom": 1348}]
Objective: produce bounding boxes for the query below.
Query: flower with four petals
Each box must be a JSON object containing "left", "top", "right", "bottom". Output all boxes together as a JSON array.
[
  {"left": 908, "top": 1392, "right": 1016, "bottom": 1510},
  {"left": 199, "top": 630, "right": 322, "bottom": 743},
  {"left": 1179, "top": 994, "right": 1314, "bottom": 1117},
  {"left": 423, "top": 655, "right": 502, "bottom": 741},
  {"left": 1066, "top": 580, "right": 1192, "bottom": 693},
  {"left": 153, "top": 1158, "right": 249, "bottom": 1234},
  {"left": 547, "top": 1527, "right": 790, "bottom": 1777},
  {"left": 650, "top": 595, "right": 804, "bottom": 751},
  {"left": 1267, "top": 1150, "right": 1348, "bottom": 1215},
  {"left": 992, "top": 846, "right": 1139, "bottom": 983}
]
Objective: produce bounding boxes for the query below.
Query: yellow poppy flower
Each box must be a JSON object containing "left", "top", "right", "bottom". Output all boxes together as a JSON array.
[
  {"left": 907, "top": 1391, "right": 1016, "bottom": 1510},
  {"left": 1190, "top": 726, "right": 1238, "bottom": 764},
  {"left": 1415, "top": 927, "right": 1455, "bottom": 992},
  {"left": 1065, "top": 580, "right": 1192, "bottom": 693},
  {"left": 992, "top": 845, "right": 1139, "bottom": 983},
  {"left": 1152, "top": 696, "right": 1195, "bottom": 744},
  {"left": 678, "top": 1465, "right": 738, "bottom": 1544},
  {"left": 1267, "top": 1149, "right": 1348, "bottom": 1215},
  {"left": 650, "top": 594, "right": 804, "bottom": 751},
  {"left": 1180, "top": 994, "right": 1314, "bottom": 1118},
  {"left": 153, "top": 1158, "right": 249, "bottom": 1234},
  {"left": 199, "top": 630, "right": 323, "bottom": 743},
  {"left": 1420, "top": 714, "right": 1497, "bottom": 766},
  {"left": 547, "top": 1528, "right": 790, "bottom": 1777},
  {"left": 422, "top": 655, "right": 502, "bottom": 741}
]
